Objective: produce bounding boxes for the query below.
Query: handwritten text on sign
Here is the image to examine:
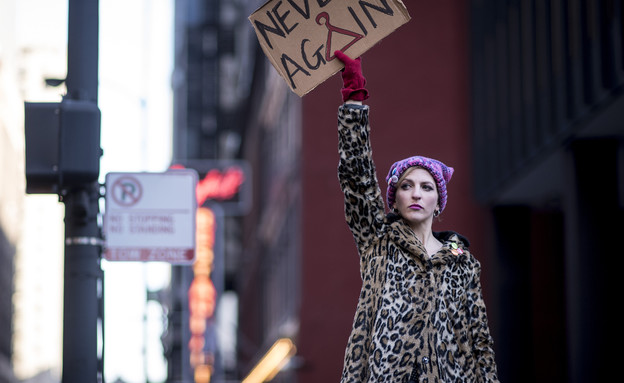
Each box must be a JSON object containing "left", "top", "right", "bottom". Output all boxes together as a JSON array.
[{"left": 249, "top": 0, "right": 410, "bottom": 96}]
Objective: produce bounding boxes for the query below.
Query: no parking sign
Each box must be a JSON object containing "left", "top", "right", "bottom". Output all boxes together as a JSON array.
[{"left": 103, "top": 170, "right": 198, "bottom": 263}]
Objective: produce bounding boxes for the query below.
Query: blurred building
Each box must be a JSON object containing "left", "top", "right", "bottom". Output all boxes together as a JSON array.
[
  {"left": 170, "top": 0, "right": 303, "bottom": 380},
  {"left": 471, "top": 1, "right": 623, "bottom": 382},
  {"left": 169, "top": 0, "right": 253, "bottom": 382},
  {"left": 170, "top": 1, "right": 622, "bottom": 383},
  {"left": 0, "top": 1, "right": 21, "bottom": 380},
  {"left": 0, "top": 0, "right": 66, "bottom": 382}
]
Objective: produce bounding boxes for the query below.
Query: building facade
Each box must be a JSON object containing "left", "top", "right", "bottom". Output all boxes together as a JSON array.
[
  {"left": 471, "top": 1, "right": 623, "bottom": 382},
  {"left": 0, "top": 1, "right": 66, "bottom": 382},
  {"left": 170, "top": 0, "right": 259, "bottom": 381},
  {"left": 0, "top": 0, "right": 21, "bottom": 377}
]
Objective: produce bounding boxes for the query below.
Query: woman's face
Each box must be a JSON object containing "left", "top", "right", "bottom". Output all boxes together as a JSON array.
[{"left": 393, "top": 167, "right": 439, "bottom": 227}]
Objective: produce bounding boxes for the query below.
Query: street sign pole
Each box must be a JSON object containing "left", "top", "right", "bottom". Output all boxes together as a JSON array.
[
  {"left": 62, "top": 1, "right": 102, "bottom": 382},
  {"left": 63, "top": 185, "right": 102, "bottom": 383}
]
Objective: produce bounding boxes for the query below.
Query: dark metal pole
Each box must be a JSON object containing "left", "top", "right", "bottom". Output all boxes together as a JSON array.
[
  {"left": 62, "top": 1, "right": 102, "bottom": 382},
  {"left": 62, "top": 186, "right": 102, "bottom": 383},
  {"left": 66, "top": 0, "right": 99, "bottom": 103}
]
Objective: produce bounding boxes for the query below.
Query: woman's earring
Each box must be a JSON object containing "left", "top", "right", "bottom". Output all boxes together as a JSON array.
[{"left": 434, "top": 209, "right": 440, "bottom": 217}]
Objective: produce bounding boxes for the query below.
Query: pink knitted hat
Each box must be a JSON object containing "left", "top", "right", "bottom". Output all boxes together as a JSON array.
[{"left": 385, "top": 156, "right": 454, "bottom": 213}]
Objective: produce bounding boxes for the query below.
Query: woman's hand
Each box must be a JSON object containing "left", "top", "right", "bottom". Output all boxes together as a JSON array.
[{"left": 335, "top": 50, "right": 369, "bottom": 102}]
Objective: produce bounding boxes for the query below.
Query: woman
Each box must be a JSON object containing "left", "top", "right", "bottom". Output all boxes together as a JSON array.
[{"left": 334, "top": 50, "right": 499, "bottom": 383}]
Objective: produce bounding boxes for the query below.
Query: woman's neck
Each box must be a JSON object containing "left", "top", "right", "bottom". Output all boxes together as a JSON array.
[
  {"left": 407, "top": 220, "right": 440, "bottom": 255},
  {"left": 408, "top": 219, "right": 432, "bottom": 241}
]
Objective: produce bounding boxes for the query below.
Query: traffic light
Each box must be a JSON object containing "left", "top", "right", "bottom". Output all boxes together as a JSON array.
[{"left": 24, "top": 99, "right": 102, "bottom": 194}]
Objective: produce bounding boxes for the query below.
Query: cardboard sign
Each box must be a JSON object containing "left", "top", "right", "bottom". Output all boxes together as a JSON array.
[{"left": 249, "top": 0, "right": 411, "bottom": 97}]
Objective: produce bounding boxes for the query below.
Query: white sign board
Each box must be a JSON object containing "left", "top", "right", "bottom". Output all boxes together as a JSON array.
[{"left": 103, "top": 170, "right": 198, "bottom": 263}]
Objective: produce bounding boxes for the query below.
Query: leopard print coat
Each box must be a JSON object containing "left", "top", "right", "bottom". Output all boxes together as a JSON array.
[{"left": 337, "top": 104, "right": 499, "bottom": 383}]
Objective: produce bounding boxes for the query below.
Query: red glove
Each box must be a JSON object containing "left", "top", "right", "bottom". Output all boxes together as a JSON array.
[{"left": 335, "top": 50, "right": 369, "bottom": 102}]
